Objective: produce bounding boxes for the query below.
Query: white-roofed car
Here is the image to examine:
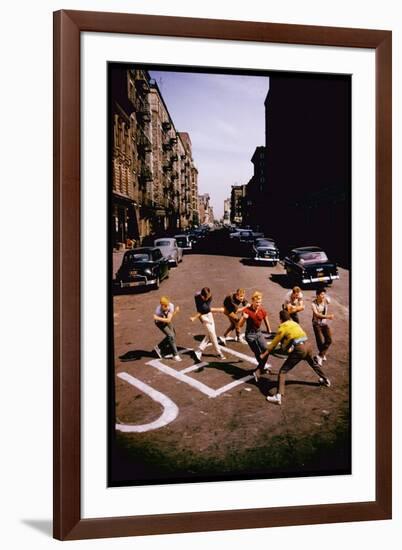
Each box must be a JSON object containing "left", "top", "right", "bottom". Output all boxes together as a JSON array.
[
  {"left": 154, "top": 237, "right": 183, "bottom": 267},
  {"left": 174, "top": 234, "right": 192, "bottom": 253}
]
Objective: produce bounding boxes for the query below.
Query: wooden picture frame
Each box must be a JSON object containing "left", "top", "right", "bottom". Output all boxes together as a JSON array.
[{"left": 53, "top": 10, "right": 392, "bottom": 540}]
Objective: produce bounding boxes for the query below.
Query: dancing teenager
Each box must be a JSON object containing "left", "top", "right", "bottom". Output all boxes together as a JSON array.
[
  {"left": 282, "top": 286, "right": 305, "bottom": 323},
  {"left": 312, "top": 288, "right": 334, "bottom": 365},
  {"left": 262, "top": 310, "right": 331, "bottom": 405},
  {"left": 153, "top": 296, "right": 181, "bottom": 362},
  {"left": 220, "top": 288, "right": 249, "bottom": 345},
  {"left": 191, "top": 287, "right": 226, "bottom": 361},
  {"left": 239, "top": 291, "right": 272, "bottom": 382}
]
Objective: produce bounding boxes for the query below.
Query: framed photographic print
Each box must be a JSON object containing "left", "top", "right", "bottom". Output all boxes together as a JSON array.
[{"left": 53, "top": 10, "right": 392, "bottom": 540}]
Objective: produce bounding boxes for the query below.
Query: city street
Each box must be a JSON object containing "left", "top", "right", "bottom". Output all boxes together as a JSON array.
[{"left": 111, "top": 232, "right": 350, "bottom": 485}]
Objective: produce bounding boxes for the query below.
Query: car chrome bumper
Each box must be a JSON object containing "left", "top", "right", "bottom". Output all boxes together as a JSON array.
[
  {"left": 119, "top": 278, "right": 156, "bottom": 288},
  {"left": 254, "top": 256, "right": 278, "bottom": 262},
  {"left": 301, "top": 275, "right": 340, "bottom": 284}
]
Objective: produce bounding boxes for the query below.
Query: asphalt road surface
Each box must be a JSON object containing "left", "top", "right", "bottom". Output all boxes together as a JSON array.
[{"left": 111, "top": 242, "right": 350, "bottom": 486}]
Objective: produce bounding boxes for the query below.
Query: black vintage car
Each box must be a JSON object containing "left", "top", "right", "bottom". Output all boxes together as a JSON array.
[
  {"left": 252, "top": 238, "right": 280, "bottom": 265},
  {"left": 283, "top": 246, "right": 339, "bottom": 285},
  {"left": 188, "top": 228, "right": 206, "bottom": 242},
  {"left": 114, "top": 247, "right": 169, "bottom": 290}
]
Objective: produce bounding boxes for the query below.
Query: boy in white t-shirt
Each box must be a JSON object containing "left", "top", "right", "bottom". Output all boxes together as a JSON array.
[{"left": 282, "top": 286, "right": 305, "bottom": 323}]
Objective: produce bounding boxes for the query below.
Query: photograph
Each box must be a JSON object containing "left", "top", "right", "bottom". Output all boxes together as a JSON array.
[
  {"left": 108, "top": 63, "right": 351, "bottom": 487},
  {"left": 0, "top": 0, "right": 396, "bottom": 544}
]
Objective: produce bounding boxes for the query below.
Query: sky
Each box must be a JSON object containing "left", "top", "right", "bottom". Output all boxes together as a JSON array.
[{"left": 149, "top": 70, "right": 269, "bottom": 219}]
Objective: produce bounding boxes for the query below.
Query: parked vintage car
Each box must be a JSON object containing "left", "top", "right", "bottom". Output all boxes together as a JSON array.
[
  {"left": 230, "top": 229, "right": 264, "bottom": 242},
  {"left": 283, "top": 246, "right": 339, "bottom": 285},
  {"left": 154, "top": 237, "right": 183, "bottom": 266},
  {"left": 251, "top": 238, "right": 280, "bottom": 265},
  {"left": 114, "top": 247, "right": 169, "bottom": 290},
  {"left": 229, "top": 229, "right": 253, "bottom": 240},
  {"left": 188, "top": 229, "right": 202, "bottom": 242},
  {"left": 241, "top": 231, "right": 264, "bottom": 243},
  {"left": 174, "top": 234, "right": 192, "bottom": 252}
]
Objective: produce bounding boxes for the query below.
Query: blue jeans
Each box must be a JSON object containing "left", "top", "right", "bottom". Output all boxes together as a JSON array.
[{"left": 246, "top": 331, "right": 268, "bottom": 372}]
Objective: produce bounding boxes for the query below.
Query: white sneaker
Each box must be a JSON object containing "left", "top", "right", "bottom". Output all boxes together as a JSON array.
[
  {"left": 173, "top": 355, "right": 182, "bottom": 362},
  {"left": 194, "top": 350, "right": 202, "bottom": 361},
  {"left": 218, "top": 336, "right": 226, "bottom": 345},
  {"left": 218, "top": 354, "right": 226, "bottom": 360},
  {"left": 319, "top": 377, "right": 331, "bottom": 387},
  {"left": 267, "top": 393, "right": 282, "bottom": 405},
  {"left": 263, "top": 363, "right": 272, "bottom": 373},
  {"left": 238, "top": 335, "right": 247, "bottom": 344},
  {"left": 322, "top": 355, "right": 327, "bottom": 362},
  {"left": 154, "top": 345, "right": 162, "bottom": 358},
  {"left": 314, "top": 355, "right": 323, "bottom": 366}
]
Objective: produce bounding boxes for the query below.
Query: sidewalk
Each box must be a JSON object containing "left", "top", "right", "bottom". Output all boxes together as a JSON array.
[{"left": 112, "top": 249, "right": 125, "bottom": 278}]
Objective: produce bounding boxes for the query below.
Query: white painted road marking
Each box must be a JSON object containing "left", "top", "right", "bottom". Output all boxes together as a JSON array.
[
  {"left": 146, "top": 359, "right": 217, "bottom": 398},
  {"left": 180, "top": 362, "right": 208, "bottom": 374},
  {"left": 219, "top": 345, "right": 258, "bottom": 365},
  {"left": 213, "top": 374, "right": 254, "bottom": 396},
  {"left": 117, "top": 347, "right": 260, "bottom": 432},
  {"left": 160, "top": 347, "right": 194, "bottom": 359},
  {"left": 146, "top": 346, "right": 257, "bottom": 398},
  {"left": 116, "top": 372, "right": 179, "bottom": 433}
]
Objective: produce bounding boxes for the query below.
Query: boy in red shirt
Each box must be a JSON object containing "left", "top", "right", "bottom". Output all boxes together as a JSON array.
[{"left": 239, "top": 291, "right": 272, "bottom": 381}]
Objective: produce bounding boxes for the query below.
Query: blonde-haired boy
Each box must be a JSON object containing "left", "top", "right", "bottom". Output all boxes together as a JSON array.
[{"left": 153, "top": 296, "right": 181, "bottom": 361}]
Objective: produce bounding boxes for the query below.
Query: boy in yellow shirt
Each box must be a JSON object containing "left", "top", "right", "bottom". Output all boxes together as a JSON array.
[{"left": 261, "top": 310, "right": 331, "bottom": 405}]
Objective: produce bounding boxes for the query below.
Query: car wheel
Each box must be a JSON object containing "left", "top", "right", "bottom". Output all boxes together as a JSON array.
[
  {"left": 272, "top": 261, "right": 277, "bottom": 267},
  {"left": 153, "top": 276, "right": 160, "bottom": 289}
]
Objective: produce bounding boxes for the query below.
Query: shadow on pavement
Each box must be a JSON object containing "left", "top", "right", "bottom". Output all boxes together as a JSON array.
[
  {"left": 269, "top": 273, "right": 293, "bottom": 289},
  {"left": 259, "top": 378, "right": 324, "bottom": 398},
  {"left": 113, "top": 286, "right": 151, "bottom": 296},
  {"left": 239, "top": 258, "right": 256, "bottom": 266},
  {"left": 193, "top": 334, "right": 208, "bottom": 343},
  {"left": 119, "top": 350, "right": 155, "bottom": 362},
  {"left": 200, "top": 358, "right": 247, "bottom": 378}
]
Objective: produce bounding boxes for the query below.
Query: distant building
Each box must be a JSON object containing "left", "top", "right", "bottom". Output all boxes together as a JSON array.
[
  {"left": 209, "top": 205, "right": 215, "bottom": 225},
  {"left": 110, "top": 66, "right": 200, "bottom": 248},
  {"left": 263, "top": 74, "right": 351, "bottom": 264},
  {"left": 179, "top": 132, "right": 199, "bottom": 229},
  {"left": 223, "top": 198, "right": 231, "bottom": 226},
  {"left": 198, "top": 193, "right": 214, "bottom": 226},
  {"left": 243, "top": 146, "right": 266, "bottom": 230},
  {"left": 111, "top": 67, "right": 152, "bottom": 248},
  {"left": 149, "top": 82, "right": 199, "bottom": 234},
  {"left": 230, "top": 184, "right": 246, "bottom": 225}
]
